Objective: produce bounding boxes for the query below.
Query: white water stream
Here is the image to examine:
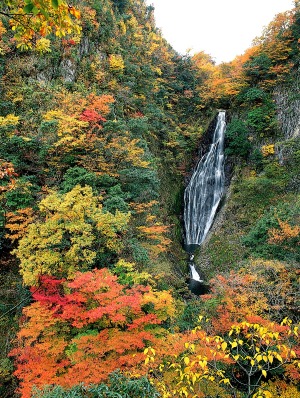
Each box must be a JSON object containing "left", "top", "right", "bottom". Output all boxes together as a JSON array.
[{"left": 184, "top": 111, "right": 226, "bottom": 282}]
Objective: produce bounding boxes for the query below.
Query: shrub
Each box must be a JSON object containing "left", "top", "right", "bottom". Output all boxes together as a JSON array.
[
  {"left": 225, "top": 118, "right": 251, "bottom": 159},
  {"left": 31, "top": 372, "right": 159, "bottom": 398},
  {"left": 243, "top": 198, "right": 300, "bottom": 262}
]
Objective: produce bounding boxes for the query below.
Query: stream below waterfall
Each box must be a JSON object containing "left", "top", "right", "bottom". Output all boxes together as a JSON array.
[{"left": 183, "top": 111, "right": 226, "bottom": 293}]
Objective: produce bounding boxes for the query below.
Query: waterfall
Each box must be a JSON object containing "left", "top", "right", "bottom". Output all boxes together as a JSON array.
[{"left": 184, "top": 111, "right": 226, "bottom": 282}]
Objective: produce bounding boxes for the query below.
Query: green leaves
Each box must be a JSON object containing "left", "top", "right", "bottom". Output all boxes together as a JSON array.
[
  {"left": 51, "top": 0, "right": 59, "bottom": 10},
  {"left": 23, "top": 3, "right": 34, "bottom": 13}
]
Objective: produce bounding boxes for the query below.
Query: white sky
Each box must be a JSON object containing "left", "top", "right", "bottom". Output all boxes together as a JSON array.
[{"left": 146, "top": 0, "right": 295, "bottom": 64}]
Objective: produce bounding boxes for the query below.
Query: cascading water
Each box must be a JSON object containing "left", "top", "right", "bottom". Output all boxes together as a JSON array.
[{"left": 184, "top": 111, "right": 226, "bottom": 284}]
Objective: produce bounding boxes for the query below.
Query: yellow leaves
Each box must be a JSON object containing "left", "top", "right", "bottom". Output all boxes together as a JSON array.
[
  {"left": 96, "top": 209, "right": 130, "bottom": 253},
  {"left": 268, "top": 355, "right": 274, "bottom": 364},
  {"left": 0, "top": 114, "right": 19, "bottom": 129},
  {"left": 261, "top": 144, "right": 275, "bottom": 157},
  {"left": 43, "top": 110, "right": 88, "bottom": 136},
  {"left": 141, "top": 290, "right": 176, "bottom": 321},
  {"left": 198, "top": 360, "right": 207, "bottom": 369},
  {"left": 8, "top": 0, "right": 82, "bottom": 51},
  {"left": 147, "top": 316, "right": 300, "bottom": 398},
  {"left": 281, "top": 317, "right": 292, "bottom": 326},
  {"left": 114, "top": 259, "right": 152, "bottom": 285},
  {"left": 221, "top": 341, "right": 227, "bottom": 351},
  {"left": 290, "top": 349, "right": 296, "bottom": 358},
  {"left": 253, "top": 389, "right": 273, "bottom": 398},
  {"left": 108, "top": 54, "right": 125, "bottom": 73},
  {"left": 256, "top": 354, "right": 263, "bottom": 363},
  {"left": 15, "top": 186, "right": 130, "bottom": 285},
  {"left": 220, "top": 378, "right": 230, "bottom": 384},
  {"left": 144, "top": 347, "right": 156, "bottom": 365},
  {"left": 275, "top": 353, "right": 283, "bottom": 363},
  {"left": 119, "top": 20, "right": 127, "bottom": 35},
  {"left": 184, "top": 357, "right": 190, "bottom": 366},
  {"left": 105, "top": 134, "right": 149, "bottom": 169},
  {"left": 35, "top": 37, "right": 51, "bottom": 53}
]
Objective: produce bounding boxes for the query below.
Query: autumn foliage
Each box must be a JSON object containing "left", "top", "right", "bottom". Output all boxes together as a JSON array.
[
  {"left": 2, "top": 0, "right": 81, "bottom": 51},
  {"left": 1, "top": 1, "right": 300, "bottom": 397},
  {"left": 10, "top": 269, "right": 176, "bottom": 398},
  {"left": 14, "top": 186, "right": 130, "bottom": 285},
  {"left": 0, "top": 160, "right": 17, "bottom": 193},
  {"left": 145, "top": 316, "right": 300, "bottom": 398}
]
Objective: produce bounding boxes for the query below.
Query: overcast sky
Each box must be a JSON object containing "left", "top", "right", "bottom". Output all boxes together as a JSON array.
[{"left": 146, "top": 0, "right": 295, "bottom": 64}]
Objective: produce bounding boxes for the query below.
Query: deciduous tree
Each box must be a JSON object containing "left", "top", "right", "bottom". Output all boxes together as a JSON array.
[
  {"left": 10, "top": 269, "right": 176, "bottom": 397},
  {"left": 14, "top": 185, "right": 130, "bottom": 285}
]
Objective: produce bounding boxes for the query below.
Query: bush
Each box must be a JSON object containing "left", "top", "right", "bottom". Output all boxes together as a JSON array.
[
  {"left": 243, "top": 198, "right": 300, "bottom": 262},
  {"left": 60, "top": 167, "right": 99, "bottom": 193},
  {"left": 238, "top": 87, "right": 266, "bottom": 104},
  {"left": 225, "top": 118, "right": 251, "bottom": 159},
  {"left": 246, "top": 104, "right": 277, "bottom": 135},
  {"left": 119, "top": 167, "right": 159, "bottom": 202},
  {"left": 32, "top": 372, "right": 159, "bottom": 398},
  {"left": 4, "top": 176, "right": 39, "bottom": 210},
  {"left": 127, "top": 238, "right": 150, "bottom": 266}
]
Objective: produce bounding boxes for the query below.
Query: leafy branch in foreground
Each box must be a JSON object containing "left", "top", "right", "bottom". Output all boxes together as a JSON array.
[
  {"left": 145, "top": 316, "right": 300, "bottom": 398},
  {"left": 1, "top": 0, "right": 81, "bottom": 51}
]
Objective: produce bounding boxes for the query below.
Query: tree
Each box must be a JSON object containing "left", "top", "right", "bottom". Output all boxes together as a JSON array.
[
  {"left": 145, "top": 317, "right": 299, "bottom": 398},
  {"left": 14, "top": 185, "right": 130, "bottom": 285},
  {"left": 0, "top": 0, "right": 81, "bottom": 51},
  {"left": 225, "top": 118, "right": 251, "bottom": 159},
  {"left": 10, "top": 269, "right": 176, "bottom": 397}
]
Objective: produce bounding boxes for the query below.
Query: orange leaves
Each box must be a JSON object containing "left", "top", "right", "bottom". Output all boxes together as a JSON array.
[
  {"left": 79, "top": 109, "right": 106, "bottom": 124},
  {"left": 205, "top": 271, "right": 268, "bottom": 334},
  {"left": 268, "top": 218, "right": 300, "bottom": 245},
  {"left": 130, "top": 200, "right": 159, "bottom": 214},
  {"left": 0, "top": 160, "right": 18, "bottom": 193},
  {"left": 257, "top": 11, "right": 294, "bottom": 65},
  {"left": 5, "top": 208, "right": 34, "bottom": 242},
  {"left": 105, "top": 133, "right": 149, "bottom": 170},
  {"left": 88, "top": 93, "right": 115, "bottom": 115},
  {"left": 11, "top": 269, "right": 176, "bottom": 397},
  {"left": 8, "top": 0, "right": 82, "bottom": 51},
  {"left": 40, "top": 91, "right": 151, "bottom": 177},
  {"left": 192, "top": 8, "right": 298, "bottom": 106},
  {"left": 137, "top": 215, "right": 171, "bottom": 258}
]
